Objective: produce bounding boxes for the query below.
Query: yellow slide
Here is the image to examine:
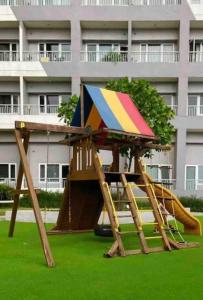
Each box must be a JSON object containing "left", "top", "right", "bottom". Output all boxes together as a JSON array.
[{"left": 146, "top": 174, "right": 202, "bottom": 236}]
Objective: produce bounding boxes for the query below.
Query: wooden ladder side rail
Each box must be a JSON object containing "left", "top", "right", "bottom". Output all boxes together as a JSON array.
[
  {"left": 120, "top": 174, "right": 149, "bottom": 254},
  {"left": 9, "top": 132, "right": 30, "bottom": 238},
  {"left": 93, "top": 154, "right": 125, "bottom": 257},
  {"left": 12, "top": 129, "right": 55, "bottom": 267},
  {"left": 136, "top": 158, "right": 172, "bottom": 251}
]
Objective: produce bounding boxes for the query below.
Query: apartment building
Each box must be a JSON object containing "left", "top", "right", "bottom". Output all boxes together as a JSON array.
[{"left": 0, "top": 0, "right": 203, "bottom": 196}]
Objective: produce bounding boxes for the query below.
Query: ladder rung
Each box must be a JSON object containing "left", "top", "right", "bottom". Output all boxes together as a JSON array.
[
  {"left": 142, "top": 222, "right": 158, "bottom": 226},
  {"left": 119, "top": 231, "right": 138, "bottom": 235},
  {"left": 145, "top": 236, "right": 162, "bottom": 240},
  {"left": 117, "top": 215, "right": 132, "bottom": 218},
  {"left": 156, "top": 196, "right": 173, "bottom": 201},
  {"left": 113, "top": 200, "right": 131, "bottom": 203}
]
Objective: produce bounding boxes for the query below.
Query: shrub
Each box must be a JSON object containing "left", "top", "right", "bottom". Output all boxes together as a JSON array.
[
  {"left": 20, "top": 190, "right": 63, "bottom": 209},
  {"left": 0, "top": 184, "right": 14, "bottom": 207},
  {"left": 179, "top": 197, "right": 203, "bottom": 212}
]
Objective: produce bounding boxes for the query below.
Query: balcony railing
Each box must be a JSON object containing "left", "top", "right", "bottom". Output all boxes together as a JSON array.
[
  {"left": 0, "top": 0, "right": 70, "bottom": 5},
  {"left": 185, "top": 180, "right": 203, "bottom": 191},
  {"left": 0, "top": 105, "right": 20, "bottom": 114},
  {"left": 81, "top": 0, "right": 180, "bottom": 5},
  {"left": 189, "top": 51, "right": 203, "bottom": 63},
  {"left": 188, "top": 105, "right": 203, "bottom": 116},
  {"left": 0, "top": 51, "right": 20, "bottom": 62},
  {"left": 24, "top": 104, "right": 59, "bottom": 115},
  {"left": 0, "top": 178, "right": 16, "bottom": 188},
  {"left": 131, "top": 0, "right": 180, "bottom": 5},
  {"left": 23, "top": 51, "right": 71, "bottom": 62},
  {"left": 152, "top": 179, "right": 176, "bottom": 190},
  {"left": 132, "top": 51, "right": 179, "bottom": 63},
  {"left": 80, "top": 51, "right": 128, "bottom": 62}
]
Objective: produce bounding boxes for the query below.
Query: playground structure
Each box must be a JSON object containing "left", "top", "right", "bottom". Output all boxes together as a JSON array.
[{"left": 8, "top": 85, "right": 201, "bottom": 267}]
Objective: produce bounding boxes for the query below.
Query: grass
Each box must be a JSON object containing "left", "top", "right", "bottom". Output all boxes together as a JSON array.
[{"left": 0, "top": 219, "right": 203, "bottom": 300}]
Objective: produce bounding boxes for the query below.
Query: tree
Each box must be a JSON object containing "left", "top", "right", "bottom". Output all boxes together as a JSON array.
[
  {"left": 105, "top": 78, "right": 175, "bottom": 170},
  {"left": 57, "top": 95, "right": 78, "bottom": 126}
]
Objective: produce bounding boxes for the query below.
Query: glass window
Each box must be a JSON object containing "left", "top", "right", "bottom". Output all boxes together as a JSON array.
[
  {"left": 146, "top": 165, "right": 158, "bottom": 180},
  {"left": 47, "top": 164, "right": 59, "bottom": 182},
  {"left": 40, "top": 165, "right": 45, "bottom": 181},
  {"left": 0, "top": 164, "right": 9, "bottom": 178},
  {"left": 198, "top": 166, "right": 203, "bottom": 184},
  {"left": 161, "top": 166, "right": 170, "bottom": 180},
  {"left": 188, "top": 95, "right": 198, "bottom": 106},
  {"left": 0, "top": 44, "right": 9, "bottom": 51},
  {"left": 46, "top": 95, "right": 59, "bottom": 106},
  {"left": 61, "top": 44, "right": 70, "bottom": 51},
  {"left": 148, "top": 44, "right": 161, "bottom": 63},
  {"left": 0, "top": 95, "right": 11, "bottom": 105},
  {"left": 10, "top": 164, "right": 16, "bottom": 179},
  {"left": 61, "top": 94, "right": 70, "bottom": 103}
]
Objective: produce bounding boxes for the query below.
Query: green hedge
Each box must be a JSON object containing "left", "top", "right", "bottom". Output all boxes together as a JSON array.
[
  {"left": 179, "top": 196, "right": 203, "bottom": 212},
  {"left": 0, "top": 184, "right": 63, "bottom": 208}
]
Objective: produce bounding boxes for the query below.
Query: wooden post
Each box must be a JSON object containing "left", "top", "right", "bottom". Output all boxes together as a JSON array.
[
  {"left": 9, "top": 132, "right": 30, "bottom": 237},
  {"left": 112, "top": 143, "right": 119, "bottom": 172},
  {"left": 14, "top": 129, "right": 55, "bottom": 267},
  {"left": 80, "top": 84, "right": 84, "bottom": 127}
]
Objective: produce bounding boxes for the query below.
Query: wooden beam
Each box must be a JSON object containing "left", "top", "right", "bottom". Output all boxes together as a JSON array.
[
  {"left": 15, "top": 121, "right": 86, "bottom": 135},
  {"left": 13, "top": 129, "right": 55, "bottom": 267},
  {"left": 9, "top": 132, "right": 30, "bottom": 237},
  {"left": 13, "top": 189, "right": 41, "bottom": 195}
]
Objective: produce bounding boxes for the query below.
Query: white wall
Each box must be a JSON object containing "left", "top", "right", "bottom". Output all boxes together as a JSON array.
[
  {"left": 132, "top": 29, "right": 178, "bottom": 41},
  {"left": 26, "top": 29, "right": 71, "bottom": 41},
  {"left": 82, "top": 29, "right": 128, "bottom": 41}
]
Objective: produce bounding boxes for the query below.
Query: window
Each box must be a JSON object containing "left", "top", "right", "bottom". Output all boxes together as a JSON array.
[
  {"left": 135, "top": 43, "right": 176, "bottom": 63},
  {"left": 86, "top": 43, "right": 128, "bottom": 62},
  {"left": 39, "top": 43, "right": 70, "bottom": 61},
  {"left": 0, "top": 43, "right": 18, "bottom": 61},
  {"left": 186, "top": 165, "right": 203, "bottom": 191},
  {"left": 0, "top": 163, "right": 16, "bottom": 186},
  {"left": 0, "top": 95, "right": 19, "bottom": 114},
  {"left": 188, "top": 94, "right": 203, "bottom": 116},
  {"left": 39, "top": 95, "right": 60, "bottom": 114},
  {"left": 161, "top": 94, "right": 177, "bottom": 113},
  {"left": 146, "top": 164, "right": 172, "bottom": 185},
  {"left": 39, "top": 164, "right": 69, "bottom": 188}
]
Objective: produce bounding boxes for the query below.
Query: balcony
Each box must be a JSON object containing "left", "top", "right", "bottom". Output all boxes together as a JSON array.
[
  {"left": 131, "top": 51, "right": 179, "bottom": 63},
  {"left": 187, "top": 105, "right": 203, "bottom": 116},
  {"left": 23, "top": 51, "right": 71, "bottom": 62},
  {"left": 0, "top": 51, "right": 20, "bottom": 62},
  {"left": 80, "top": 51, "right": 128, "bottom": 62},
  {"left": 0, "top": 104, "right": 20, "bottom": 114},
  {"left": 81, "top": 0, "right": 180, "bottom": 5},
  {"left": 24, "top": 104, "right": 59, "bottom": 115},
  {"left": 0, "top": 0, "right": 70, "bottom": 5}
]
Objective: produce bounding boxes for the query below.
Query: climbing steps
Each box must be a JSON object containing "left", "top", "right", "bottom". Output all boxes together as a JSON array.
[{"left": 93, "top": 154, "right": 176, "bottom": 257}]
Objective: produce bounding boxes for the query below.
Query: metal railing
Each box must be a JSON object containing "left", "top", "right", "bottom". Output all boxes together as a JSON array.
[
  {"left": 132, "top": 51, "right": 179, "bottom": 63},
  {"left": 0, "top": 0, "right": 70, "bottom": 5},
  {"left": 0, "top": 51, "right": 20, "bottom": 61},
  {"left": 80, "top": 51, "right": 128, "bottom": 62},
  {"left": 23, "top": 51, "right": 71, "bottom": 62},
  {"left": 24, "top": 104, "right": 59, "bottom": 115},
  {"left": 81, "top": 0, "right": 180, "bottom": 5},
  {"left": 153, "top": 179, "right": 176, "bottom": 190},
  {"left": 81, "top": 0, "right": 129, "bottom": 5},
  {"left": 23, "top": 177, "right": 67, "bottom": 189},
  {"left": 189, "top": 51, "right": 203, "bottom": 63},
  {"left": 0, "top": 105, "right": 20, "bottom": 114},
  {"left": 185, "top": 179, "right": 203, "bottom": 191},
  {"left": 188, "top": 105, "right": 203, "bottom": 116},
  {"left": 131, "top": 0, "right": 181, "bottom": 5},
  {"left": 0, "top": 178, "right": 16, "bottom": 188}
]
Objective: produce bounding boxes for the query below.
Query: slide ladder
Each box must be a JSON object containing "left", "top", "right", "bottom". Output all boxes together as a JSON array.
[{"left": 94, "top": 154, "right": 173, "bottom": 257}]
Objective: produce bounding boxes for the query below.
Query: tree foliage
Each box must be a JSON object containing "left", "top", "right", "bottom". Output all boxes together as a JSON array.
[{"left": 57, "top": 95, "right": 78, "bottom": 126}]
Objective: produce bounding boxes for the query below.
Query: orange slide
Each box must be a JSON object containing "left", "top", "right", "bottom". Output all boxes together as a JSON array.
[{"left": 146, "top": 174, "right": 202, "bottom": 236}]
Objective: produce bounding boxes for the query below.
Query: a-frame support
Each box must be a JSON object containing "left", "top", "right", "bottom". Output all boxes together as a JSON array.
[{"left": 9, "top": 129, "right": 55, "bottom": 267}]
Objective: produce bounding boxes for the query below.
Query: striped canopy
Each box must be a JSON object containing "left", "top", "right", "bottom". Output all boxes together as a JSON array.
[{"left": 71, "top": 85, "right": 155, "bottom": 138}]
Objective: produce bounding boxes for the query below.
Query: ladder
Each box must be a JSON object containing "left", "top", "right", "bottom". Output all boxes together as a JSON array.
[{"left": 94, "top": 154, "right": 172, "bottom": 257}]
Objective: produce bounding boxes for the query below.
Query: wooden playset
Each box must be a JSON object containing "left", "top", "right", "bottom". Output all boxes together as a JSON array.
[{"left": 8, "top": 85, "right": 201, "bottom": 267}]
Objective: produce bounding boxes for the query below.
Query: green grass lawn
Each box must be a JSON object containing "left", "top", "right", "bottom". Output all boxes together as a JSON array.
[{"left": 0, "top": 219, "right": 203, "bottom": 300}]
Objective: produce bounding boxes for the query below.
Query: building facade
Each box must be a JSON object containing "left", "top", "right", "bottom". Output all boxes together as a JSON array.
[{"left": 0, "top": 0, "right": 203, "bottom": 196}]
